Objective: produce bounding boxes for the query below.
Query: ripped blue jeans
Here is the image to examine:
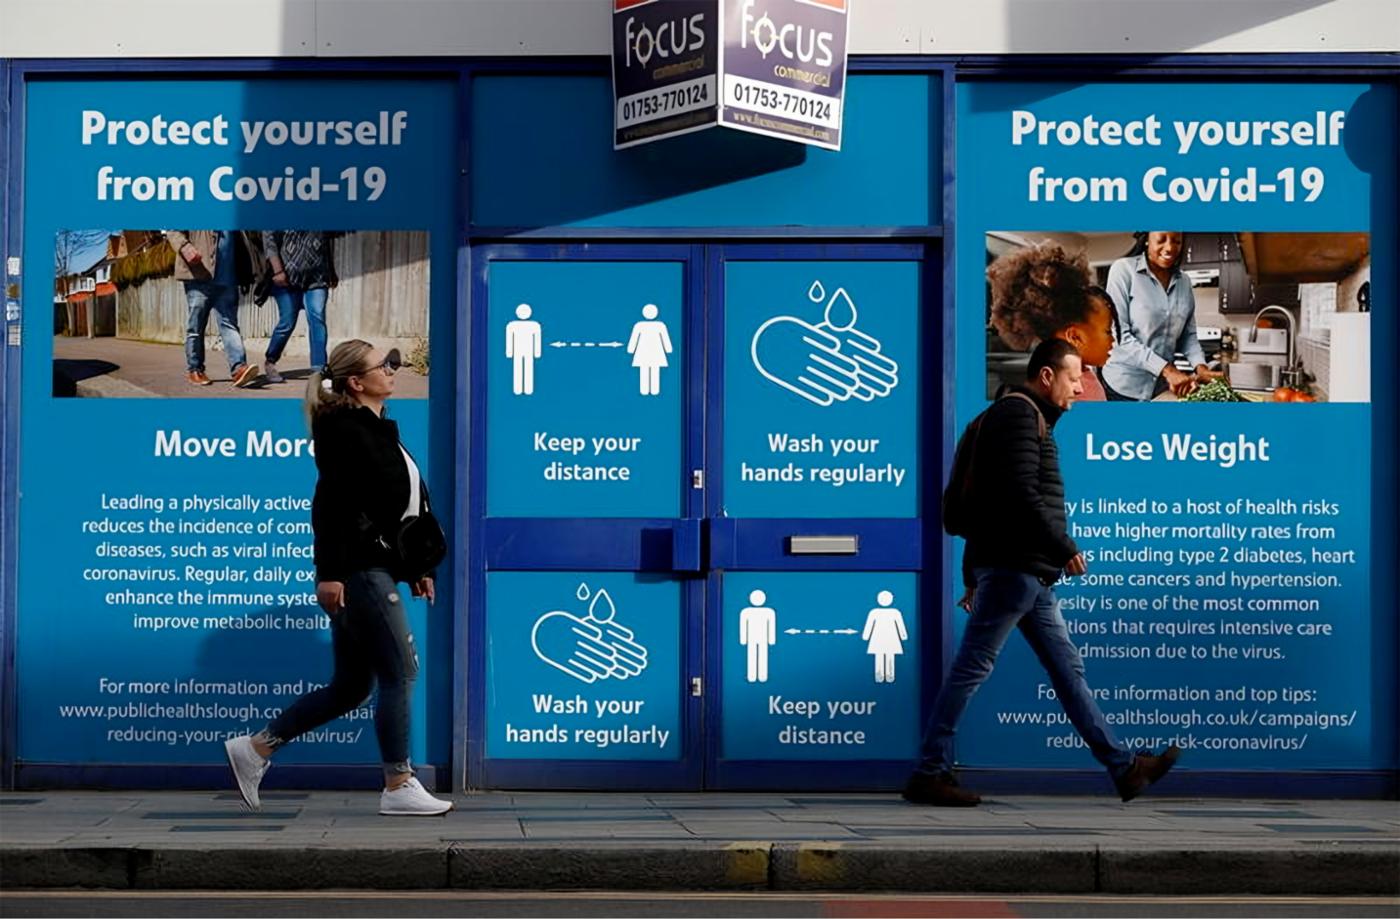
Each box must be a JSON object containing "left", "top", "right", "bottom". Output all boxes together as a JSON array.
[{"left": 259, "top": 569, "right": 418, "bottom": 777}]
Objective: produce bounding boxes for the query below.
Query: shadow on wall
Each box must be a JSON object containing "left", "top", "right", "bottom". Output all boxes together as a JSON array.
[
  {"left": 185, "top": 606, "right": 381, "bottom": 774},
  {"left": 1343, "top": 86, "right": 1397, "bottom": 178},
  {"left": 1347, "top": 82, "right": 1400, "bottom": 768},
  {"left": 470, "top": 75, "right": 809, "bottom": 228},
  {"left": 614, "top": 127, "right": 808, "bottom": 204}
]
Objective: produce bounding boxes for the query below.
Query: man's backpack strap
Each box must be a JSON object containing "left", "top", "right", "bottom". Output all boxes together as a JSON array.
[
  {"left": 1001, "top": 391, "right": 1047, "bottom": 440},
  {"left": 941, "top": 390, "right": 1048, "bottom": 538}
]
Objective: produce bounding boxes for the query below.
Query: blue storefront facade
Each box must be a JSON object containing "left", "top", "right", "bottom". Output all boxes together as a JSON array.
[{"left": 1, "top": 53, "right": 1396, "bottom": 797}]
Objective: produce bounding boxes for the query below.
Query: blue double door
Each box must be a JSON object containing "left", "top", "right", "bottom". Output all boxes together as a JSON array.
[{"left": 470, "top": 243, "right": 936, "bottom": 790}]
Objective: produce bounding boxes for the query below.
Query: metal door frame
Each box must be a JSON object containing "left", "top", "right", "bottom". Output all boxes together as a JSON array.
[
  {"left": 466, "top": 241, "right": 939, "bottom": 790},
  {"left": 466, "top": 242, "right": 707, "bottom": 790},
  {"left": 700, "top": 242, "right": 941, "bottom": 790}
]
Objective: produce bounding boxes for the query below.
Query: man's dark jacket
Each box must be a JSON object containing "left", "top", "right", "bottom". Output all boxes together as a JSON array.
[
  {"left": 963, "top": 385, "right": 1080, "bottom": 583},
  {"left": 311, "top": 405, "right": 424, "bottom": 583}
]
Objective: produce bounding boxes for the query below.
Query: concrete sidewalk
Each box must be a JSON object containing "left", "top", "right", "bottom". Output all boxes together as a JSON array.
[{"left": 2, "top": 791, "right": 1397, "bottom": 894}]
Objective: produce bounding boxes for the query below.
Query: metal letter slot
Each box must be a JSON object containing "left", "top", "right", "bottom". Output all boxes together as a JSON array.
[{"left": 787, "top": 535, "right": 859, "bottom": 556}]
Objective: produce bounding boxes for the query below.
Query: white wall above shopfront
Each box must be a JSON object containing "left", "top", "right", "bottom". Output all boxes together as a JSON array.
[{"left": 1, "top": 0, "right": 1397, "bottom": 58}]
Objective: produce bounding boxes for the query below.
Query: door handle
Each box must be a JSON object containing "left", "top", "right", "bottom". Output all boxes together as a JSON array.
[
  {"left": 787, "top": 535, "right": 859, "bottom": 556},
  {"left": 670, "top": 518, "right": 703, "bottom": 572}
]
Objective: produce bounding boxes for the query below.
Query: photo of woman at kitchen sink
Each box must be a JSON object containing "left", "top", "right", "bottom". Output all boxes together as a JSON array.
[{"left": 984, "top": 230, "right": 1373, "bottom": 404}]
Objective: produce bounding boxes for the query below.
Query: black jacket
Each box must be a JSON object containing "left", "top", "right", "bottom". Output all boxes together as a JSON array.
[
  {"left": 964, "top": 385, "right": 1079, "bottom": 584},
  {"left": 310, "top": 405, "right": 426, "bottom": 583}
]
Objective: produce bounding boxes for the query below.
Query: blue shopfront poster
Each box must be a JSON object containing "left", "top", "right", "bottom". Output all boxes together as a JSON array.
[
  {"left": 953, "top": 81, "right": 1395, "bottom": 770},
  {"left": 19, "top": 79, "right": 456, "bottom": 765}
]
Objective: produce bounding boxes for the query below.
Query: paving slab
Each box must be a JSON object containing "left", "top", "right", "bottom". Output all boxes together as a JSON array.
[{"left": 2, "top": 790, "right": 1396, "bottom": 894}]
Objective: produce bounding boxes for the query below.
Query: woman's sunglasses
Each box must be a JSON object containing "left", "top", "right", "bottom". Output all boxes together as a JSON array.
[{"left": 365, "top": 349, "right": 402, "bottom": 375}]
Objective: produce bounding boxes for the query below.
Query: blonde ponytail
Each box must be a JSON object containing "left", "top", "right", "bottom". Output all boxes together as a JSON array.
[{"left": 304, "top": 339, "right": 375, "bottom": 429}]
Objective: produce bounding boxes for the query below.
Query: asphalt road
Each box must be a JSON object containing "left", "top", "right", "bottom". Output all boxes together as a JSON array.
[{"left": 4, "top": 892, "right": 1398, "bottom": 918}]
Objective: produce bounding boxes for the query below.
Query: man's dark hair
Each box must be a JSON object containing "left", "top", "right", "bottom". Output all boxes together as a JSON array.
[{"left": 1027, "top": 338, "right": 1079, "bottom": 381}]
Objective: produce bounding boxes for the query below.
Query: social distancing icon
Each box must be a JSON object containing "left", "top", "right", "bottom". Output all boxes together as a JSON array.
[
  {"left": 506, "top": 302, "right": 672, "bottom": 397},
  {"left": 739, "top": 588, "right": 907, "bottom": 684}
]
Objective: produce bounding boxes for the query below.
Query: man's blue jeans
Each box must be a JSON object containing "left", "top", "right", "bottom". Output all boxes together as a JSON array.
[
  {"left": 916, "top": 567, "right": 1136, "bottom": 779},
  {"left": 265, "top": 285, "right": 328, "bottom": 369},
  {"left": 183, "top": 280, "right": 246, "bottom": 373}
]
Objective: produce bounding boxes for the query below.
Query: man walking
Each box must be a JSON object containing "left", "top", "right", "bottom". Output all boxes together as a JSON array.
[
  {"left": 166, "top": 230, "right": 259, "bottom": 388},
  {"left": 905, "top": 338, "right": 1179, "bottom": 807}
]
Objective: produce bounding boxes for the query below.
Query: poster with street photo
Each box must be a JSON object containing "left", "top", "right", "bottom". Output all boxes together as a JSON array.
[
  {"left": 983, "top": 231, "right": 1372, "bottom": 404},
  {"left": 52, "top": 229, "right": 430, "bottom": 398}
]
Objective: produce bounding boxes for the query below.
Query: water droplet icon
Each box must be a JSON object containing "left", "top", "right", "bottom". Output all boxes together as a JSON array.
[
  {"left": 589, "top": 589, "right": 616, "bottom": 623},
  {"left": 808, "top": 280, "right": 826, "bottom": 303},
  {"left": 576, "top": 583, "right": 591, "bottom": 601},
  {"left": 824, "top": 287, "right": 857, "bottom": 331}
]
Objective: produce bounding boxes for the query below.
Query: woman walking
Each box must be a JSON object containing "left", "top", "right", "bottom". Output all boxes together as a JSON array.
[
  {"left": 262, "top": 230, "right": 337, "bottom": 383},
  {"left": 223, "top": 339, "right": 451, "bottom": 816}
]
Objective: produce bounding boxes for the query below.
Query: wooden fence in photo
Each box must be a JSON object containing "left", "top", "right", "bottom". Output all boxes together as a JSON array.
[{"left": 110, "top": 231, "right": 431, "bottom": 352}]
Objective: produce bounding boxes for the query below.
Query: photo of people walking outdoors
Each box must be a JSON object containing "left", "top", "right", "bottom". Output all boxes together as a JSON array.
[
  {"left": 984, "top": 231, "right": 1372, "bottom": 404},
  {"left": 52, "top": 229, "right": 431, "bottom": 399}
]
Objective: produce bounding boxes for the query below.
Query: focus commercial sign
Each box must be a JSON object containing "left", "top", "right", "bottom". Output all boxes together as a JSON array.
[
  {"left": 612, "top": 0, "right": 849, "bottom": 151},
  {"left": 612, "top": 0, "right": 719, "bottom": 149},
  {"left": 720, "top": 0, "right": 849, "bottom": 149}
]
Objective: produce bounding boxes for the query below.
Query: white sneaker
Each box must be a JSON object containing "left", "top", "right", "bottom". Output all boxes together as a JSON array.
[
  {"left": 223, "top": 735, "right": 270, "bottom": 811},
  {"left": 379, "top": 777, "right": 453, "bottom": 816},
  {"left": 263, "top": 361, "right": 284, "bottom": 384}
]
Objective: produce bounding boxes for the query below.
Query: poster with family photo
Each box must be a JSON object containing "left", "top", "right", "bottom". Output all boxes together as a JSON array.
[
  {"left": 983, "top": 231, "right": 1372, "bottom": 404},
  {"left": 52, "top": 229, "right": 430, "bottom": 399}
]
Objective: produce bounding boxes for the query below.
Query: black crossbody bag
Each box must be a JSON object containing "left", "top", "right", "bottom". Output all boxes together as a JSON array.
[{"left": 363, "top": 483, "right": 447, "bottom": 583}]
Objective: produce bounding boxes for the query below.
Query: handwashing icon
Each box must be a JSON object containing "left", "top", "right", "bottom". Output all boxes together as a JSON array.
[
  {"left": 531, "top": 583, "right": 649, "bottom": 684},
  {"left": 751, "top": 280, "right": 899, "bottom": 407}
]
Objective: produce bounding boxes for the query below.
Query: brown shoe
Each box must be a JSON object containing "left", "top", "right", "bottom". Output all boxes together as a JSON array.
[
  {"left": 1115, "top": 745, "right": 1181, "bottom": 802},
  {"left": 902, "top": 771, "right": 981, "bottom": 807},
  {"left": 231, "top": 364, "right": 260, "bottom": 388},
  {"left": 187, "top": 370, "right": 212, "bottom": 386}
]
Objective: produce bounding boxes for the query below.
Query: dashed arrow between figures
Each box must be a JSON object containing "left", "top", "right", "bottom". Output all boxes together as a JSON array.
[
  {"left": 548, "top": 341, "right": 625, "bottom": 348},
  {"left": 784, "top": 628, "right": 859, "bottom": 636}
]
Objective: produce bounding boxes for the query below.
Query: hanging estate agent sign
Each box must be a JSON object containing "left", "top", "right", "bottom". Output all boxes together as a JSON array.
[
  {"left": 720, "top": 0, "right": 848, "bottom": 150},
  {"left": 612, "top": 0, "right": 849, "bottom": 151},
  {"left": 612, "top": 0, "right": 720, "bottom": 149}
]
